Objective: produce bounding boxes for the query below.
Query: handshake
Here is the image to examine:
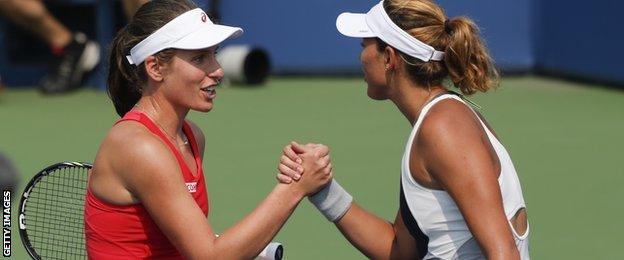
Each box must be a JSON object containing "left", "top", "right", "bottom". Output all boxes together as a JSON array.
[{"left": 275, "top": 141, "right": 352, "bottom": 222}]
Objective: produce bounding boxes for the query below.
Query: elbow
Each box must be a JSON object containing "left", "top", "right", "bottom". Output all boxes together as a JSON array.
[
  {"left": 181, "top": 238, "right": 224, "bottom": 260},
  {"left": 484, "top": 243, "right": 520, "bottom": 260},
  {"left": 185, "top": 239, "right": 252, "bottom": 260}
]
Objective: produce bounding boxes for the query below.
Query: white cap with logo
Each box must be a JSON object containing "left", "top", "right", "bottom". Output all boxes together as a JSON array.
[
  {"left": 126, "top": 8, "right": 243, "bottom": 65},
  {"left": 336, "top": 1, "right": 444, "bottom": 62}
]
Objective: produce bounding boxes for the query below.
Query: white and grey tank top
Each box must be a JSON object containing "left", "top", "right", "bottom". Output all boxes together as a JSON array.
[{"left": 399, "top": 94, "right": 530, "bottom": 259}]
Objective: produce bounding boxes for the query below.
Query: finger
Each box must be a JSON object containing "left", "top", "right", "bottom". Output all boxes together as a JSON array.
[
  {"left": 281, "top": 155, "right": 303, "bottom": 171},
  {"left": 323, "top": 163, "right": 333, "bottom": 175},
  {"left": 320, "top": 155, "right": 331, "bottom": 165},
  {"left": 313, "top": 144, "right": 330, "bottom": 158},
  {"left": 316, "top": 156, "right": 331, "bottom": 168},
  {"left": 283, "top": 144, "right": 303, "bottom": 164},
  {"left": 290, "top": 141, "right": 309, "bottom": 154},
  {"left": 276, "top": 174, "right": 293, "bottom": 184},
  {"left": 278, "top": 164, "right": 301, "bottom": 180},
  {"left": 307, "top": 143, "right": 322, "bottom": 150}
]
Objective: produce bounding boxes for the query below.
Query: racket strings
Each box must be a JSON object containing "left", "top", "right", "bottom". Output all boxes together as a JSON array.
[{"left": 24, "top": 165, "right": 89, "bottom": 259}]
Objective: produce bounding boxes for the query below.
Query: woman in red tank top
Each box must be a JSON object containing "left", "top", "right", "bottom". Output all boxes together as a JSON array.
[{"left": 86, "top": 1, "right": 333, "bottom": 258}]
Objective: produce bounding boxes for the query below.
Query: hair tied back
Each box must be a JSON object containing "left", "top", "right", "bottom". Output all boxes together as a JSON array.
[{"left": 444, "top": 19, "right": 452, "bottom": 35}]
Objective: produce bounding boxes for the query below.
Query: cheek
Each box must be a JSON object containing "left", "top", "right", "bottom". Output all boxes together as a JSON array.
[
  {"left": 360, "top": 50, "right": 382, "bottom": 77},
  {"left": 183, "top": 66, "right": 206, "bottom": 82},
  {"left": 164, "top": 67, "right": 205, "bottom": 100},
  {"left": 366, "top": 63, "right": 385, "bottom": 85},
  {"left": 170, "top": 62, "right": 205, "bottom": 82},
  {"left": 364, "top": 64, "right": 388, "bottom": 99}
]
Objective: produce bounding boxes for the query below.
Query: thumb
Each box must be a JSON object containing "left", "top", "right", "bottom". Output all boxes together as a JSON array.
[{"left": 290, "top": 141, "right": 308, "bottom": 154}]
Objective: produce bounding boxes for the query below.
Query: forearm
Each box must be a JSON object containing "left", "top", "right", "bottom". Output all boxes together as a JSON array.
[
  {"left": 335, "top": 203, "right": 396, "bottom": 259},
  {"left": 482, "top": 241, "right": 520, "bottom": 260},
  {"left": 213, "top": 184, "right": 302, "bottom": 259}
]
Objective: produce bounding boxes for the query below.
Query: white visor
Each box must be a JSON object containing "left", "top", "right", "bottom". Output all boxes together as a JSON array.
[
  {"left": 336, "top": 1, "right": 444, "bottom": 62},
  {"left": 126, "top": 8, "right": 243, "bottom": 65}
]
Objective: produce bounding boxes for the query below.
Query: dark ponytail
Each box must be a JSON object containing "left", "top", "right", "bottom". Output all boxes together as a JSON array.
[
  {"left": 380, "top": 0, "right": 499, "bottom": 95},
  {"left": 107, "top": 0, "right": 197, "bottom": 116},
  {"left": 108, "top": 27, "right": 143, "bottom": 117}
]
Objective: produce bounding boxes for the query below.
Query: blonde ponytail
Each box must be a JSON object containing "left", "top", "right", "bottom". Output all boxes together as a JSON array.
[
  {"left": 444, "top": 17, "right": 499, "bottom": 95},
  {"left": 381, "top": 0, "right": 499, "bottom": 95}
]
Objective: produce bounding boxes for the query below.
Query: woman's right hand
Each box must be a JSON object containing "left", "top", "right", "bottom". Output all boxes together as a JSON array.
[{"left": 279, "top": 142, "right": 333, "bottom": 196}]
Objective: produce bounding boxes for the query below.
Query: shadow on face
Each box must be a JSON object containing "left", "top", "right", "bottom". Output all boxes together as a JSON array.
[{"left": 360, "top": 38, "right": 389, "bottom": 100}]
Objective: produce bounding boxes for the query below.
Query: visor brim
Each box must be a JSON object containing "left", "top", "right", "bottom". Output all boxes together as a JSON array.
[
  {"left": 172, "top": 24, "right": 243, "bottom": 50},
  {"left": 336, "top": 13, "right": 376, "bottom": 38}
]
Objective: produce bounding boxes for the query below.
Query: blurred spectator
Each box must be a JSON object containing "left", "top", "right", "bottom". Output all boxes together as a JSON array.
[
  {"left": 0, "top": 152, "right": 19, "bottom": 202},
  {"left": 0, "top": 0, "right": 148, "bottom": 94}
]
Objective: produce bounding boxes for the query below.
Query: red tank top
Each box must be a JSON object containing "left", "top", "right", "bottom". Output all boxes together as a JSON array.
[{"left": 85, "top": 111, "right": 209, "bottom": 259}]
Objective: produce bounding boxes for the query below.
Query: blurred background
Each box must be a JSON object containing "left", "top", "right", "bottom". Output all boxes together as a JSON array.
[{"left": 1, "top": 0, "right": 623, "bottom": 259}]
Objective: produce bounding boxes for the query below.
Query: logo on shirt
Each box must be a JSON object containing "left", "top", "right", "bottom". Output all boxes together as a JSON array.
[
  {"left": 201, "top": 13, "right": 207, "bottom": 23},
  {"left": 186, "top": 182, "right": 197, "bottom": 193}
]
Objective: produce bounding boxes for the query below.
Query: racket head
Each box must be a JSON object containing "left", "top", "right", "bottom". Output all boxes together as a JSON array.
[
  {"left": 275, "top": 244, "right": 283, "bottom": 260},
  {"left": 18, "top": 162, "right": 92, "bottom": 260}
]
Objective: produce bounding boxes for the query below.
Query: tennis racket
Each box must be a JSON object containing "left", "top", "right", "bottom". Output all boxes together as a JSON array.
[
  {"left": 18, "top": 162, "right": 285, "bottom": 260},
  {"left": 256, "top": 242, "right": 283, "bottom": 260},
  {"left": 18, "top": 161, "right": 91, "bottom": 260}
]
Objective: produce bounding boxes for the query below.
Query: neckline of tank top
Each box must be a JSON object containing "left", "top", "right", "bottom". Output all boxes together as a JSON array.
[{"left": 126, "top": 110, "right": 203, "bottom": 180}]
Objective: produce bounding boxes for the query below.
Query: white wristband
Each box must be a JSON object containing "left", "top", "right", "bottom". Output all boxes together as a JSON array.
[{"left": 308, "top": 179, "right": 353, "bottom": 222}]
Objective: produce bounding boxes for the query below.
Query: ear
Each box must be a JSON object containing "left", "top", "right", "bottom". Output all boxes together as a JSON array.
[
  {"left": 383, "top": 46, "right": 399, "bottom": 72},
  {"left": 143, "top": 56, "right": 164, "bottom": 82}
]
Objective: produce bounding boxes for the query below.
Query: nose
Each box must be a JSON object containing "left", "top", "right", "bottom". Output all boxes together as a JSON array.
[{"left": 208, "top": 67, "right": 224, "bottom": 82}]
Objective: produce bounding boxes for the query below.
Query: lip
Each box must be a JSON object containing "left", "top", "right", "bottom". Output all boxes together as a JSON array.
[{"left": 201, "top": 87, "right": 216, "bottom": 100}]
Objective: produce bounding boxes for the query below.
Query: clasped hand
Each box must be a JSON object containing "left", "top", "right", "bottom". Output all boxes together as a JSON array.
[{"left": 276, "top": 141, "right": 333, "bottom": 196}]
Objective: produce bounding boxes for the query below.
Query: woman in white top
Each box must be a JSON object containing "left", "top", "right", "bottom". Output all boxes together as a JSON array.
[{"left": 278, "top": 0, "right": 529, "bottom": 259}]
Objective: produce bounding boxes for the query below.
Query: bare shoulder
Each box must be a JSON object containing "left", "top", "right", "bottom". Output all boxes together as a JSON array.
[
  {"left": 417, "top": 98, "right": 498, "bottom": 175},
  {"left": 103, "top": 121, "right": 183, "bottom": 189},
  {"left": 185, "top": 120, "right": 206, "bottom": 157},
  {"left": 419, "top": 98, "right": 484, "bottom": 145}
]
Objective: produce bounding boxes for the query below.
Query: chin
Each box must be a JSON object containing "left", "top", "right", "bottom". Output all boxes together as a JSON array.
[
  {"left": 367, "top": 86, "right": 388, "bottom": 100},
  {"left": 367, "top": 94, "right": 387, "bottom": 100},
  {"left": 194, "top": 103, "right": 214, "bottom": 112}
]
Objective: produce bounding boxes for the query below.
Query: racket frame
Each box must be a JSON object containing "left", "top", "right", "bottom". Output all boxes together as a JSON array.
[{"left": 18, "top": 161, "right": 92, "bottom": 260}]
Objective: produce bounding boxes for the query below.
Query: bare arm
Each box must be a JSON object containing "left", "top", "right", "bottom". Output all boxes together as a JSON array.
[
  {"left": 333, "top": 204, "right": 396, "bottom": 259},
  {"left": 278, "top": 142, "right": 420, "bottom": 259},
  {"left": 0, "top": 0, "right": 71, "bottom": 47},
  {"left": 419, "top": 100, "right": 519, "bottom": 260},
  {"left": 117, "top": 135, "right": 330, "bottom": 259}
]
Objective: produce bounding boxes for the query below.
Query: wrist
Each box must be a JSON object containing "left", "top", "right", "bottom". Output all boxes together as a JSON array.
[
  {"left": 308, "top": 179, "right": 353, "bottom": 222},
  {"left": 275, "top": 183, "right": 305, "bottom": 204}
]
